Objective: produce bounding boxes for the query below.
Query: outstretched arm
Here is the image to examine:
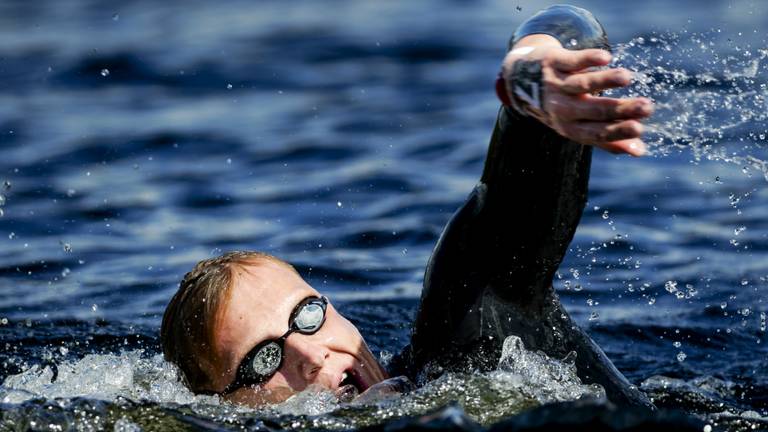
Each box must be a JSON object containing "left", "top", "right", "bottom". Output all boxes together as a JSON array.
[{"left": 406, "top": 5, "right": 654, "bottom": 408}]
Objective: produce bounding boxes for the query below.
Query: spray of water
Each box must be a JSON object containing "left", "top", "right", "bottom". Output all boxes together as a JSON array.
[
  {"left": 0, "top": 336, "right": 602, "bottom": 429},
  {"left": 612, "top": 32, "right": 768, "bottom": 178}
]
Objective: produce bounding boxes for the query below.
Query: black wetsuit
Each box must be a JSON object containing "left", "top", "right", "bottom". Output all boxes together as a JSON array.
[{"left": 390, "top": 5, "right": 654, "bottom": 410}]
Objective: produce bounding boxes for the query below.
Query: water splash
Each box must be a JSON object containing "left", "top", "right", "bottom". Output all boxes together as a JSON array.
[
  {"left": 1, "top": 337, "right": 603, "bottom": 429},
  {"left": 612, "top": 33, "right": 768, "bottom": 179},
  {"left": 1, "top": 351, "right": 207, "bottom": 406}
]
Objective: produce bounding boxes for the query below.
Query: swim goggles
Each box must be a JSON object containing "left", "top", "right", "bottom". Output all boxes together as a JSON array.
[{"left": 221, "top": 295, "right": 328, "bottom": 394}]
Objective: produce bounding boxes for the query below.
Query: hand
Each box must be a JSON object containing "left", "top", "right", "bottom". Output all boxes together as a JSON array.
[{"left": 499, "top": 35, "right": 653, "bottom": 156}]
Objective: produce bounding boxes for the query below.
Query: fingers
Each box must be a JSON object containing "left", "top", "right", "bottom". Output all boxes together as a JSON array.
[
  {"left": 599, "top": 138, "right": 647, "bottom": 157},
  {"left": 550, "top": 96, "right": 654, "bottom": 122},
  {"left": 550, "top": 48, "right": 611, "bottom": 72},
  {"left": 561, "top": 119, "right": 644, "bottom": 147},
  {"left": 559, "top": 68, "right": 632, "bottom": 94}
]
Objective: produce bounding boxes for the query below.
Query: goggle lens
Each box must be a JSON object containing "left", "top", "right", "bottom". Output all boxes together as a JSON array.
[
  {"left": 294, "top": 302, "right": 325, "bottom": 332},
  {"left": 251, "top": 341, "right": 282, "bottom": 376}
]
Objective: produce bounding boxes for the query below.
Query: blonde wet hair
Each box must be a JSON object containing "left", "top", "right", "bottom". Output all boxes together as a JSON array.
[{"left": 160, "top": 251, "right": 298, "bottom": 392}]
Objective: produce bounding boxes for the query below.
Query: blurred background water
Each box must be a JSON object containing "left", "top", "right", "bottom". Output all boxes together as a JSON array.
[{"left": 1, "top": 0, "right": 767, "bottom": 430}]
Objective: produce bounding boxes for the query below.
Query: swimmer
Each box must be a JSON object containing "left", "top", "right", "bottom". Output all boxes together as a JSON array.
[{"left": 160, "top": 5, "right": 655, "bottom": 408}]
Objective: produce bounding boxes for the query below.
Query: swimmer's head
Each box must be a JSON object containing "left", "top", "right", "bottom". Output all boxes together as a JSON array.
[{"left": 160, "top": 251, "right": 388, "bottom": 404}]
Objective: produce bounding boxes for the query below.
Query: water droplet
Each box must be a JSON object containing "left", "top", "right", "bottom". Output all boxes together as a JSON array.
[
  {"left": 0, "top": 318, "right": 7, "bottom": 325},
  {"left": 61, "top": 267, "right": 71, "bottom": 278},
  {"left": 336, "top": 201, "right": 342, "bottom": 207},
  {"left": 588, "top": 311, "right": 600, "bottom": 321},
  {"left": 760, "top": 312, "right": 766, "bottom": 332},
  {"left": 0, "top": 195, "right": 5, "bottom": 206},
  {"left": 226, "top": 83, "right": 233, "bottom": 90},
  {"left": 648, "top": 297, "right": 656, "bottom": 305},
  {"left": 741, "top": 279, "right": 749, "bottom": 286},
  {"left": 704, "top": 424, "right": 712, "bottom": 432},
  {"left": 573, "top": 284, "right": 583, "bottom": 292},
  {"left": 601, "top": 210, "right": 609, "bottom": 219},
  {"left": 8, "top": 232, "right": 15, "bottom": 239},
  {"left": 569, "top": 38, "right": 578, "bottom": 47},
  {"left": 59, "top": 346, "right": 69, "bottom": 355},
  {"left": 665, "top": 280, "right": 678, "bottom": 293},
  {"left": 720, "top": 302, "right": 728, "bottom": 309},
  {"left": 61, "top": 242, "right": 72, "bottom": 252},
  {"left": 66, "top": 188, "right": 76, "bottom": 197},
  {"left": 100, "top": 68, "right": 110, "bottom": 77},
  {"left": 91, "top": 304, "right": 98, "bottom": 312},
  {"left": 714, "top": 176, "right": 722, "bottom": 184},
  {"left": 734, "top": 226, "right": 746, "bottom": 235},
  {"left": 673, "top": 341, "right": 681, "bottom": 348},
  {"left": 112, "top": 13, "right": 119, "bottom": 21},
  {"left": 516, "top": 5, "right": 522, "bottom": 11},
  {"left": 2, "top": 181, "right": 9, "bottom": 190},
  {"left": 0, "top": 208, "right": 4, "bottom": 217},
  {"left": 226, "top": 158, "right": 232, "bottom": 164},
  {"left": 586, "top": 298, "right": 594, "bottom": 306}
]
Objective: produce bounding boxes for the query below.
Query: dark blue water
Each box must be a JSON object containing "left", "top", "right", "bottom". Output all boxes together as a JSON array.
[{"left": 1, "top": 0, "right": 767, "bottom": 430}]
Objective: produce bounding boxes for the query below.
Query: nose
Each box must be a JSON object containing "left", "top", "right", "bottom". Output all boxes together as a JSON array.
[{"left": 283, "top": 333, "right": 330, "bottom": 381}]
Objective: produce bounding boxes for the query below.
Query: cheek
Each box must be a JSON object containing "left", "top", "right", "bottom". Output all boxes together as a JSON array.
[{"left": 324, "top": 308, "right": 363, "bottom": 339}]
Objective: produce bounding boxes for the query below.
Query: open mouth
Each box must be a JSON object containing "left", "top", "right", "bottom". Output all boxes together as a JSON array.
[{"left": 339, "top": 369, "right": 365, "bottom": 393}]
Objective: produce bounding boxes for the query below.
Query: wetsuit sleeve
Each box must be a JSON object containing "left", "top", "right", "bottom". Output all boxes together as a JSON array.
[
  {"left": 402, "top": 5, "right": 653, "bottom": 409},
  {"left": 408, "top": 106, "right": 592, "bottom": 369}
]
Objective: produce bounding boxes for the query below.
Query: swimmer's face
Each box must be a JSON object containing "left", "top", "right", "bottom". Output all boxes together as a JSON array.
[{"left": 209, "top": 260, "right": 388, "bottom": 405}]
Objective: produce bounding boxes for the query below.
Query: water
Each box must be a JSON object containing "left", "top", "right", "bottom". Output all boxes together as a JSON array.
[{"left": 1, "top": 0, "right": 768, "bottom": 431}]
